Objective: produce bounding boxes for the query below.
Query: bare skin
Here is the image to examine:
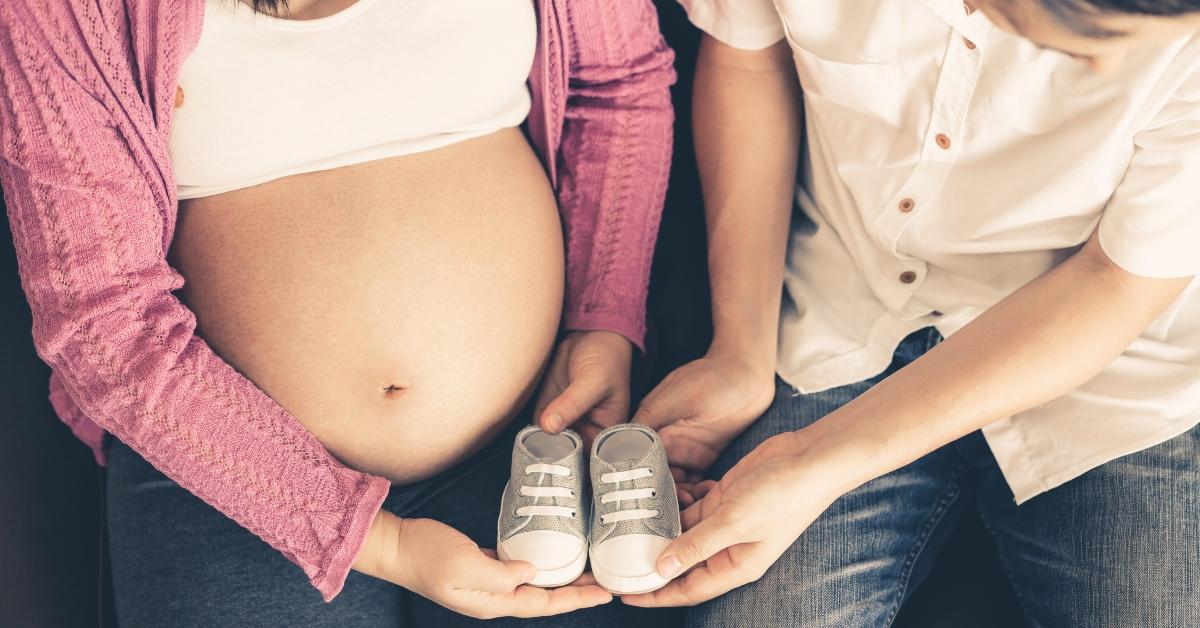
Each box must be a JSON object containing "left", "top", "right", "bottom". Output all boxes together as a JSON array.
[
  {"left": 174, "top": 122, "right": 615, "bottom": 616},
  {"left": 255, "top": 0, "right": 358, "bottom": 20},
  {"left": 625, "top": 7, "right": 1198, "bottom": 607},
  {"left": 178, "top": 2, "right": 628, "bottom": 618},
  {"left": 972, "top": 0, "right": 1200, "bottom": 72},
  {"left": 173, "top": 127, "right": 564, "bottom": 484}
]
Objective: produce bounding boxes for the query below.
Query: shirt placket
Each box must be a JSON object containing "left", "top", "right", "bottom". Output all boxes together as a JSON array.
[{"left": 869, "top": 6, "right": 988, "bottom": 311}]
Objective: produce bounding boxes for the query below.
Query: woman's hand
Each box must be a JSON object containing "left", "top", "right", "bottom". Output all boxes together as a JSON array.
[
  {"left": 621, "top": 431, "right": 848, "bottom": 608},
  {"left": 632, "top": 348, "right": 775, "bottom": 502},
  {"left": 354, "top": 511, "right": 612, "bottom": 619},
  {"left": 534, "top": 330, "right": 633, "bottom": 443}
]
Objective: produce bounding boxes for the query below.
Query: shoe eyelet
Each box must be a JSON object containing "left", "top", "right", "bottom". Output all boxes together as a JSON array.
[
  {"left": 651, "top": 490, "right": 657, "bottom": 497},
  {"left": 571, "top": 511, "right": 577, "bottom": 518}
]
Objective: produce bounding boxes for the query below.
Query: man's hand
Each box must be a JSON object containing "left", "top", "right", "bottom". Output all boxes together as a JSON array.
[
  {"left": 621, "top": 431, "right": 846, "bottom": 608},
  {"left": 534, "top": 330, "right": 634, "bottom": 444},
  {"left": 632, "top": 348, "right": 775, "bottom": 503},
  {"left": 354, "top": 512, "right": 612, "bottom": 619}
]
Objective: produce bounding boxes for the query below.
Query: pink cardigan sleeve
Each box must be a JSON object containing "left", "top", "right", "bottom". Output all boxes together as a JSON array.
[
  {"left": 0, "top": 4, "right": 388, "bottom": 601},
  {"left": 558, "top": 0, "right": 676, "bottom": 350}
]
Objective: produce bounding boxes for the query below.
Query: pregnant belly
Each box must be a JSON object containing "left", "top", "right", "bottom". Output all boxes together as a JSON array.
[{"left": 169, "top": 128, "right": 564, "bottom": 483}]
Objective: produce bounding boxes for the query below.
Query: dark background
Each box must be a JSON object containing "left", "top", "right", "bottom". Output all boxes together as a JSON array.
[{"left": 0, "top": 2, "right": 1024, "bottom": 626}]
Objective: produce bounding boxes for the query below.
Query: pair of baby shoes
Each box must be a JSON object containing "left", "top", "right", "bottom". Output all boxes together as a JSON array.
[{"left": 497, "top": 423, "right": 681, "bottom": 594}]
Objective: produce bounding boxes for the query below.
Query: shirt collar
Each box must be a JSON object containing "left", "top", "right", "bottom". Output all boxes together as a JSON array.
[{"left": 918, "top": 0, "right": 995, "bottom": 47}]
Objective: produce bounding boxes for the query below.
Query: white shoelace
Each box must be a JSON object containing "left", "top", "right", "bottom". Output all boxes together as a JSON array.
[
  {"left": 515, "top": 463, "right": 576, "bottom": 518},
  {"left": 598, "top": 468, "right": 659, "bottom": 524}
]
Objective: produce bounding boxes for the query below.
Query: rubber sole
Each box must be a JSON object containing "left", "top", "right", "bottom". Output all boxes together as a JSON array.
[
  {"left": 589, "top": 558, "right": 670, "bottom": 595},
  {"left": 498, "top": 542, "right": 588, "bottom": 588}
]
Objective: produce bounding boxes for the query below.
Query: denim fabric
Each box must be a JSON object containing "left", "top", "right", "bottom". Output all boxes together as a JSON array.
[
  {"left": 688, "top": 327, "right": 1200, "bottom": 628},
  {"left": 106, "top": 419, "right": 681, "bottom": 627}
]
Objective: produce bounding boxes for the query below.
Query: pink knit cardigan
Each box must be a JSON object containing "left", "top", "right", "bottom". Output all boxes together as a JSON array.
[{"left": 0, "top": 0, "right": 674, "bottom": 600}]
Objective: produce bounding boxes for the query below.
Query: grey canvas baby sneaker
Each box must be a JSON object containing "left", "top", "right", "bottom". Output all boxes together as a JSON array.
[
  {"left": 588, "top": 423, "right": 681, "bottom": 594},
  {"left": 497, "top": 425, "right": 588, "bottom": 587}
]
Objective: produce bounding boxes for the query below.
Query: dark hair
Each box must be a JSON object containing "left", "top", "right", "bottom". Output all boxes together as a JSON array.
[
  {"left": 248, "top": 0, "right": 288, "bottom": 15},
  {"left": 1042, "top": 0, "right": 1200, "bottom": 37}
]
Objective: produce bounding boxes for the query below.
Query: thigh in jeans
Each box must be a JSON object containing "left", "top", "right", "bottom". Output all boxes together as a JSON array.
[
  {"left": 687, "top": 374, "right": 971, "bottom": 628},
  {"left": 105, "top": 438, "right": 405, "bottom": 628},
  {"left": 978, "top": 423, "right": 1200, "bottom": 628}
]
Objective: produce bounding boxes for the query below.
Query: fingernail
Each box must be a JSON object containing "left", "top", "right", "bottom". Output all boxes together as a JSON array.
[
  {"left": 658, "top": 555, "right": 682, "bottom": 579},
  {"left": 521, "top": 565, "right": 537, "bottom": 581},
  {"left": 545, "top": 413, "right": 563, "bottom": 432}
]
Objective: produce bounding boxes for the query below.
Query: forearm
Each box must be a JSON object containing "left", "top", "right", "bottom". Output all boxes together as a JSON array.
[
  {"left": 801, "top": 236, "right": 1193, "bottom": 492},
  {"left": 694, "top": 36, "right": 803, "bottom": 365},
  {"left": 558, "top": 0, "right": 675, "bottom": 350}
]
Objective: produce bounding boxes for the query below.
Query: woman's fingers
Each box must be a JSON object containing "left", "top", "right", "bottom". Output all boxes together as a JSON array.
[
  {"left": 453, "top": 552, "right": 612, "bottom": 618},
  {"left": 474, "top": 582, "right": 612, "bottom": 618},
  {"left": 539, "top": 371, "right": 610, "bottom": 433},
  {"left": 459, "top": 551, "right": 537, "bottom": 593},
  {"left": 532, "top": 361, "right": 569, "bottom": 428}
]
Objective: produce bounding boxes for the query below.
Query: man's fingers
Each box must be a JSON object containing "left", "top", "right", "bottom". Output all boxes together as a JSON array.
[
  {"left": 632, "top": 379, "right": 692, "bottom": 430},
  {"left": 677, "top": 485, "right": 696, "bottom": 508},
  {"left": 622, "top": 555, "right": 742, "bottom": 607},
  {"left": 691, "top": 479, "right": 718, "bottom": 500},
  {"left": 681, "top": 500, "right": 705, "bottom": 530},
  {"left": 539, "top": 374, "right": 609, "bottom": 433},
  {"left": 658, "top": 430, "right": 719, "bottom": 473},
  {"left": 655, "top": 509, "right": 746, "bottom": 579}
]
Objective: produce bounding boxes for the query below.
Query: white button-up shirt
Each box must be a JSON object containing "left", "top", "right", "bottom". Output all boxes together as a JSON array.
[{"left": 680, "top": 0, "right": 1200, "bottom": 503}]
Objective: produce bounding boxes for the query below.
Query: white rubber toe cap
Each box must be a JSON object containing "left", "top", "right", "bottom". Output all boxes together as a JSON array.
[
  {"left": 498, "top": 530, "right": 586, "bottom": 571},
  {"left": 591, "top": 534, "right": 670, "bottom": 578}
]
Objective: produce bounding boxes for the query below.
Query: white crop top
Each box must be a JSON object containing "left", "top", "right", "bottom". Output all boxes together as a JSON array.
[{"left": 170, "top": 0, "right": 536, "bottom": 199}]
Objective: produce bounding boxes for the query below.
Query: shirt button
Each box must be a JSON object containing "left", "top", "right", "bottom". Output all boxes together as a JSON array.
[
  {"left": 935, "top": 133, "right": 952, "bottom": 149},
  {"left": 173, "top": 86, "right": 185, "bottom": 109},
  {"left": 963, "top": 37, "right": 976, "bottom": 50},
  {"left": 898, "top": 198, "right": 916, "bottom": 213},
  {"left": 899, "top": 271, "right": 918, "bottom": 284}
]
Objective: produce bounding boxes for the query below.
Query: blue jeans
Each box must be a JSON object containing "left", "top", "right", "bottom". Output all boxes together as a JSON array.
[
  {"left": 688, "top": 328, "right": 1200, "bottom": 628},
  {"left": 106, "top": 418, "right": 681, "bottom": 627}
]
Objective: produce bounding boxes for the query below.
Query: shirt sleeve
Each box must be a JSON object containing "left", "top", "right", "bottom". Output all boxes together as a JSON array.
[
  {"left": 677, "top": 0, "right": 786, "bottom": 50},
  {"left": 1098, "top": 59, "right": 1200, "bottom": 279}
]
